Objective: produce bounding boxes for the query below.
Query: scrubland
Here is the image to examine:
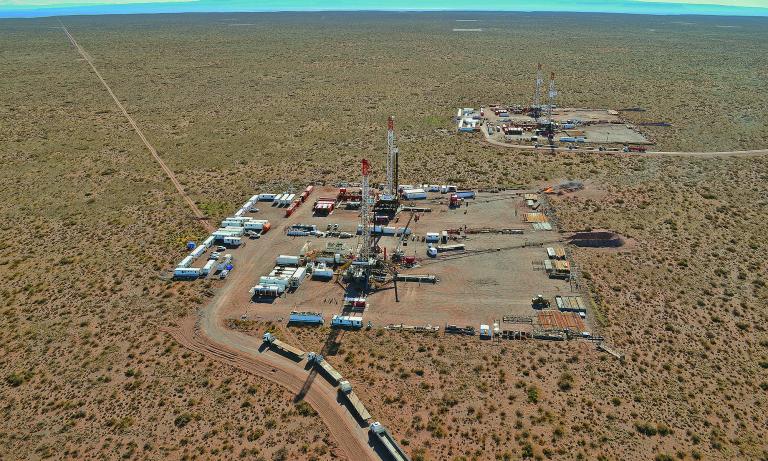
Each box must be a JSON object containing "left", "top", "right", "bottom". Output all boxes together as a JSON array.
[{"left": 0, "top": 11, "right": 766, "bottom": 460}]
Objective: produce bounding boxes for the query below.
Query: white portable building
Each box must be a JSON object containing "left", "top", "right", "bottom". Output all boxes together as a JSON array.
[
  {"left": 200, "top": 259, "right": 217, "bottom": 276},
  {"left": 259, "top": 276, "right": 290, "bottom": 289},
  {"left": 331, "top": 315, "right": 363, "bottom": 328},
  {"left": 178, "top": 255, "right": 194, "bottom": 268},
  {"left": 203, "top": 235, "right": 215, "bottom": 248},
  {"left": 223, "top": 236, "right": 242, "bottom": 246},
  {"left": 190, "top": 245, "right": 206, "bottom": 259},
  {"left": 258, "top": 193, "right": 277, "bottom": 201},
  {"left": 174, "top": 267, "right": 200, "bottom": 278}
]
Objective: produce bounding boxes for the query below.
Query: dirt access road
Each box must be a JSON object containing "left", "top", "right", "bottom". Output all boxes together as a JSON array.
[
  {"left": 480, "top": 125, "right": 768, "bottom": 157},
  {"left": 168, "top": 201, "right": 381, "bottom": 461},
  {"left": 60, "top": 25, "right": 378, "bottom": 460},
  {"left": 60, "top": 22, "right": 214, "bottom": 233}
]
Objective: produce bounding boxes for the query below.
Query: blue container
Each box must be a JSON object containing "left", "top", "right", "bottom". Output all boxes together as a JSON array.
[
  {"left": 226, "top": 264, "right": 234, "bottom": 271},
  {"left": 186, "top": 241, "right": 196, "bottom": 250}
]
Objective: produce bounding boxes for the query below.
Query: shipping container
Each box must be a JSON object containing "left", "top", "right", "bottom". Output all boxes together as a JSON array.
[
  {"left": 289, "top": 267, "right": 307, "bottom": 288},
  {"left": 455, "top": 190, "right": 476, "bottom": 199}
]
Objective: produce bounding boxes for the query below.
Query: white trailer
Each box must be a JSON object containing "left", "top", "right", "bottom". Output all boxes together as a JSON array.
[
  {"left": 200, "top": 259, "right": 217, "bottom": 276},
  {"left": 331, "top": 315, "right": 363, "bottom": 328},
  {"left": 174, "top": 267, "right": 200, "bottom": 278},
  {"left": 369, "top": 422, "right": 410, "bottom": 461},
  {"left": 203, "top": 235, "right": 215, "bottom": 248},
  {"left": 258, "top": 193, "right": 277, "bottom": 201},
  {"left": 223, "top": 236, "right": 242, "bottom": 246},
  {"left": 250, "top": 284, "right": 283, "bottom": 297},
  {"left": 178, "top": 255, "right": 194, "bottom": 268},
  {"left": 190, "top": 245, "right": 206, "bottom": 258},
  {"left": 262, "top": 332, "right": 305, "bottom": 359},
  {"left": 259, "top": 276, "right": 290, "bottom": 289},
  {"left": 425, "top": 232, "right": 440, "bottom": 243}
]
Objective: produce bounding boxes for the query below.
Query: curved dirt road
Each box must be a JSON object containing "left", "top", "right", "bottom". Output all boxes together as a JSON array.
[
  {"left": 480, "top": 126, "right": 768, "bottom": 157},
  {"left": 167, "top": 317, "right": 377, "bottom": 460},
  {"left": 166, "top": 208, "right": 379, "bottom": 460}
]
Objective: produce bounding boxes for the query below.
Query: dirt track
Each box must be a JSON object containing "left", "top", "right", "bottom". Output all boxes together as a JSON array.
[
  {"left": 167, "top": 202, "right": 379, "bottom": 460},
  {"left": 480, "top": 125, "right": 768, "bottom": 157},
  {"left": 60, "top": 21, "right": 214, "bottom": 233}
]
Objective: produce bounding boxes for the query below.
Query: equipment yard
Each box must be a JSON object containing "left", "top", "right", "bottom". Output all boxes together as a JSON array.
[{"left": 213, "top": 186, "right": 581, "bottom": 331}]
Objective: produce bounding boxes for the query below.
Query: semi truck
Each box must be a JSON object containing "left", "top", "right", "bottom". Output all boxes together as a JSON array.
[
  {"left": 369, "top": 422, "right": 411, "bottom": 461},
  {"left": 262, "top": 332, "right": 306, "bottom": 360},
  {"left": 339, "top": 380, "right": 371, "bottom": 422},
  {"left": 307, "top": 352, "right": 343, "bottom": 385}
]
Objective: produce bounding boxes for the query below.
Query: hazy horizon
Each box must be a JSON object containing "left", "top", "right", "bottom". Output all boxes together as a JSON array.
[{"left": 2, "top": 0, "right": 768, "bottom": 19}]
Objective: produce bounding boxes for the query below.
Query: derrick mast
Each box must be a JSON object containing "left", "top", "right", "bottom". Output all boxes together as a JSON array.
[
  {"left": 547, "top": 72, "right": 557, "bottom": 130},
  {"left": 532, "top": 63, "right": 543, "bottom": 121},
  {"left": 358, "top": 159, "right": 371, "bottom": 263},
  {"left": 385, "top": 116, "right": 398, "bottom": 197}
]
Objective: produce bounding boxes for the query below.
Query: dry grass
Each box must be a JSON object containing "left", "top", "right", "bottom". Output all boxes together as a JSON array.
[{"left": 0, "top": 11, "right": 767, "bottom": 461}]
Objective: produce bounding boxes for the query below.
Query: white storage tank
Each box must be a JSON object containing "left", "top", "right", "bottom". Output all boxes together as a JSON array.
[
  {"left": 402, "top": 188, "right": 427, "bottom": 200},
  {"left": 276, "top": 255, "right": 300, "bottom": 266}
]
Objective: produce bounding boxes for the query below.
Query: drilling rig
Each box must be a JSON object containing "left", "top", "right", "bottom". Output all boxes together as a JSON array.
[
  {"left": 374, "top": 116, "right": 400, "bottom": 218},
  {"left": 530, "top": 63, "right": 544, "bottom": 122},
  {"left": 544, "top": 72, "right": 558, "bottom": 140}
]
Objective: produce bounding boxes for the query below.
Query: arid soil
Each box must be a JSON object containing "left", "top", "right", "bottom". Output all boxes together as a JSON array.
[{"left": 1, "top": 11, "right": 767, "bottom": 461}]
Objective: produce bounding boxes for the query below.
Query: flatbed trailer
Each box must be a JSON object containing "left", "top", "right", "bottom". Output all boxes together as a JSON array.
[
  {"left": 308, "top": 353, "right": 343, "bottom": 386},
  {"left": 339, "top": 381, "right": 371, "bottom": 422},
  {"left": 262, "top": 333, "right": 306, "bottom": 360},
  {"left": 370, "top": 422, "right": 411, "bottom": 461}
]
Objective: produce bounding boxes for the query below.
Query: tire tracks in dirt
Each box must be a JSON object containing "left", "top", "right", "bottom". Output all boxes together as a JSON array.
[{"left": 59, "top": 21, "right": 214, "bottom": 233}]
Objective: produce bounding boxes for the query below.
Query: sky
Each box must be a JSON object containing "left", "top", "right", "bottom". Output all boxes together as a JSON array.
[{"left": 1, "top": 0, "right": 767, "bottom": 17}]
